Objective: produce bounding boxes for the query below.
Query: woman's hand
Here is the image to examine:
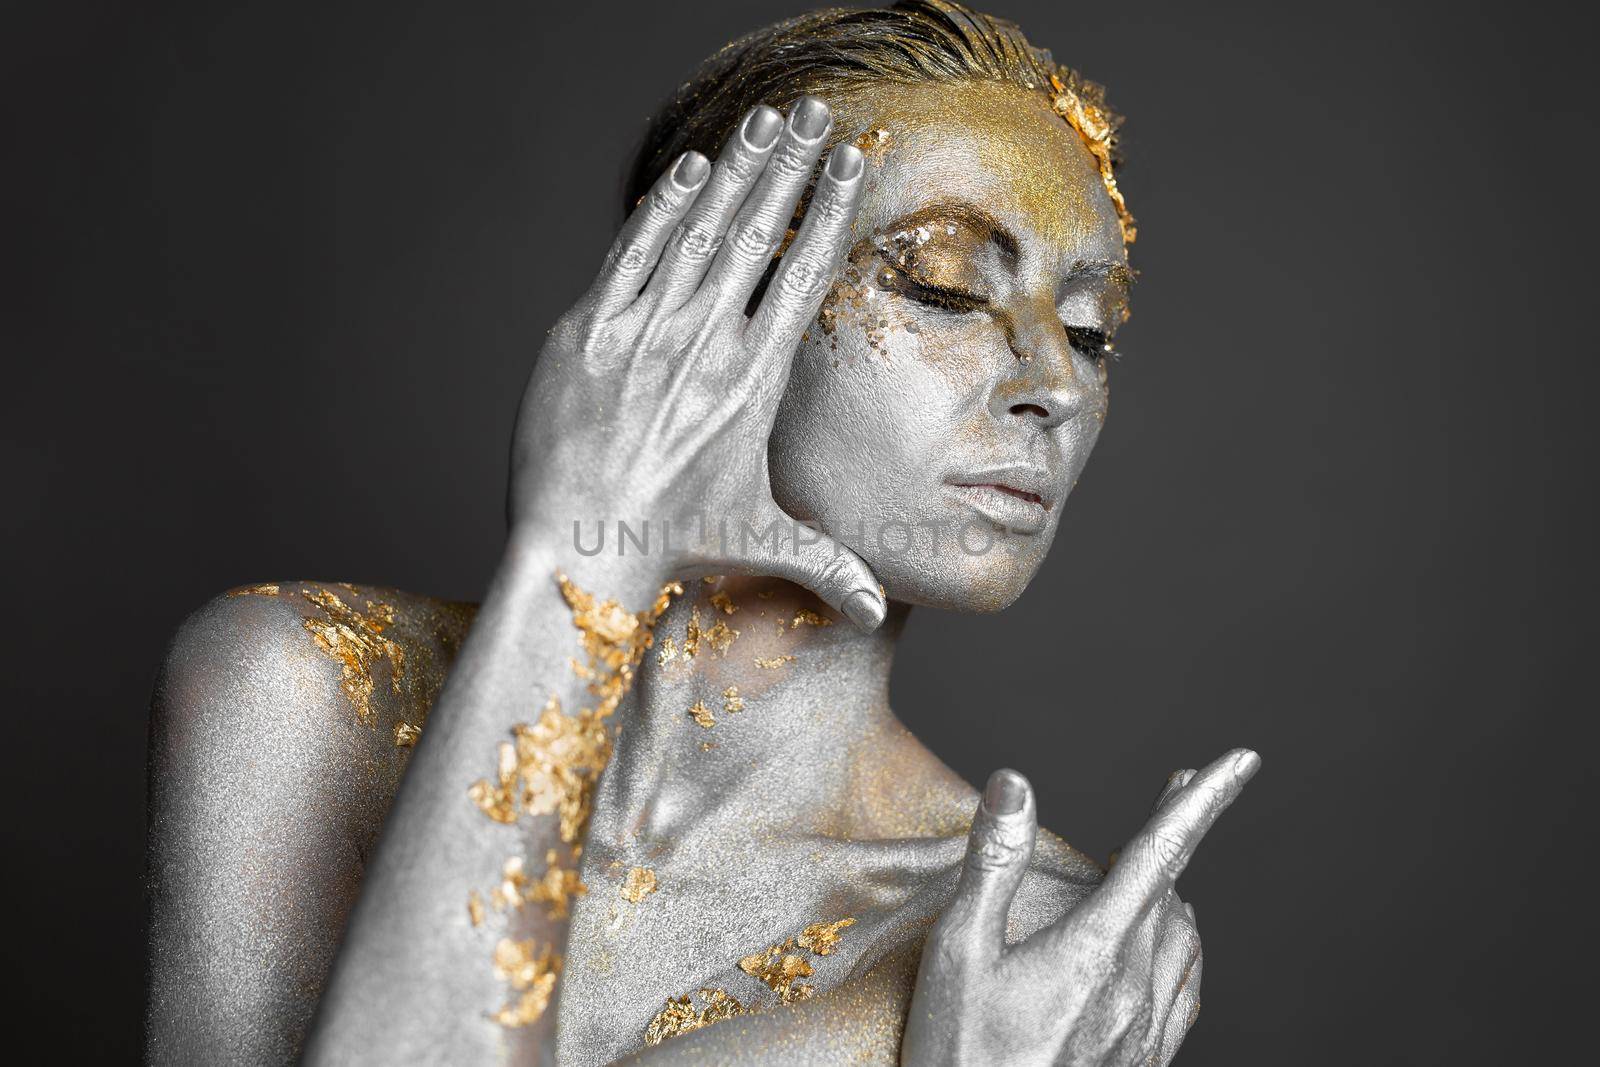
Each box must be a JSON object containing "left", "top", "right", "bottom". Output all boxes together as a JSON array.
[
  {"left": 508, "top": 96, "right": 885, "bottom": 628},
  {"left": 902, "top": 749, "right": 1261, "bottom": 1066}
]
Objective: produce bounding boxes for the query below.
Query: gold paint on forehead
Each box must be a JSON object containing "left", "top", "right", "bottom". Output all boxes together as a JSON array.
[{"left": 833, "top": 80, "right": 1122, "bottom": 257}]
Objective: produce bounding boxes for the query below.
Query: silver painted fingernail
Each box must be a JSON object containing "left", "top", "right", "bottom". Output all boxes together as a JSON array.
[
  {"left": 983, "top": 769, "right": 1027, "bottom": 815},
  {"left": 673, "top": 152, "right": 709, "bottom": 188},
  {"left": 1233, "top": 749, "right": 1261, "bottom": 783},
  {"left": 744, "top": 106, "right": 783, "bottom": 150},
  {"left": 840, "top": 589, "right": 885, "bottom": 631},
  {"left": 826, "top": 144, "right": 863, "bottom": 180},
  {"left": 792, "top": 96, "right": 830, "bottom": 140}
]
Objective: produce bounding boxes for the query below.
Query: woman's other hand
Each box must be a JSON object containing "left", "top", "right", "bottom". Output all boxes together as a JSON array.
[
  {"left": 902, "top": 749, "right": 1261, "bottom": 1066},
  {"left": 509, "top": 96, "right": 885, "bottom": 629}
]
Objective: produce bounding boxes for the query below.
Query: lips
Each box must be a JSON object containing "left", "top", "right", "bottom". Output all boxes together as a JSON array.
[{"left": 946, "top": 467, "right": 1055, "bottom": 535}]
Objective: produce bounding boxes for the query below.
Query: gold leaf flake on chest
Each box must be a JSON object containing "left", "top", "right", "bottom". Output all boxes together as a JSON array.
[
  {"left": 644, "top": 987, "right": 744, "bottom": 1046},
  {"left": 620, "top": 866, "right": 658, "bottom": 903}
]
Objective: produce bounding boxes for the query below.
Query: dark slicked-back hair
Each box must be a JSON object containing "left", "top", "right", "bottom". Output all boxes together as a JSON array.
[{"left": 623, "top": 1, "right": 1129, "bottom": 236}]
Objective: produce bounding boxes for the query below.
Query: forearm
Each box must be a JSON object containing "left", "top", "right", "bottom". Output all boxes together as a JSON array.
[{"left": 304, "top": 529, "right": 673, "bottom": 1062}]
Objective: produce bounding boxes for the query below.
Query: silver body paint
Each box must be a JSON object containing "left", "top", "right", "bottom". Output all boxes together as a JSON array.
[{"left": 147, "top": 88, "right": 1254, "bottom": 1066}]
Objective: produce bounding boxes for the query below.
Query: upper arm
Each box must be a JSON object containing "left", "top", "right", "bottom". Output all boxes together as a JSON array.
[{"left": 145, "top": 586, "right": 409, "bottom": 1064}]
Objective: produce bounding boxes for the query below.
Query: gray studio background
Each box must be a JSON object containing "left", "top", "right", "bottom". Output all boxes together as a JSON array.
[{"left": 5, "top": 0, "right": 1589, "bottom": 1062}]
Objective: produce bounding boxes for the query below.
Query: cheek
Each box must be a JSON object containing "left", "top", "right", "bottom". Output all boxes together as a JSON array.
[{"left": 768, "top": 288, "right": 978, "bottom": 517}]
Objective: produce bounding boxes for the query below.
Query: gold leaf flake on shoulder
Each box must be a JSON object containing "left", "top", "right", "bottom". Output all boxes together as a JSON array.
[
  {"left": 755, "top": 655, "right": 796, "bottom": 669},
  {"left": 722, "top": 686, "right": 744, "bottom": 714},
  {"left": 687, "top": 701, "right": 715, "bottom": 729},
  {"left": 300, "top": 585, "right": 406, "bottom": 725},
  {"left": 644, "top": 988, "right": 744, "bottom": 1047},
  {"left": 227, "top": 582, "right": 279, "bottom": 597},
  {"left": 392, "top": 721, "right": 420, "bottom": 747}
]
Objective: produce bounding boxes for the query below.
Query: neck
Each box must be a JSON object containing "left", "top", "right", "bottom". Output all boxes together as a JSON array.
[{"left": 589, "top": 575, "right": 909, "bottom": 847}]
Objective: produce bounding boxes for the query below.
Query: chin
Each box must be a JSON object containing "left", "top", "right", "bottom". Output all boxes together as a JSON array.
[{"left": 872, "top": 532, "right": 1051, "bottom": 613}]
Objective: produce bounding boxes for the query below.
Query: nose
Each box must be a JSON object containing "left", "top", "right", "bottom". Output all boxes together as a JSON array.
[{"left": 989, "top": 307, "right": 1098, "bottom": 431}]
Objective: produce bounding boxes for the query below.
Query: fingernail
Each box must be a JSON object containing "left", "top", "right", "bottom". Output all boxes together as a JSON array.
[
  {"left": 1233, "top": 749, "right": 1261, "bottom": 783},
  {"left": 673, "top": 152, "right": 709, "bottom": 188},
  {"left": 744, "top": 106, "right": 783, "bottom": 150},
  {"left": 983, "top": 769, "right": 1027, "bottom": 815},
  {"left": 826, "top": 144, "right": 863, "bottom": 181},
  {"left": 1185, "top": 902, "right": 1196, "bottom": 922},
  {"left": 792, "top": 96, "right": 830, "bottom": 141},
  {"left": 841, "top": 588, "right": 885, "bottom": 631}
]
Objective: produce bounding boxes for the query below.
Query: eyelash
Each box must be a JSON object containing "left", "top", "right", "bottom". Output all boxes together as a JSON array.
[{"left": 896, "top": 279, "right": 1117, "bottom": 362}]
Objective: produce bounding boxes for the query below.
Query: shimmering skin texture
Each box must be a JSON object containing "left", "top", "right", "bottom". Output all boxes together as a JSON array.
[{"left": 146, "top": 88, "right": 1253, "bottom": 1066}]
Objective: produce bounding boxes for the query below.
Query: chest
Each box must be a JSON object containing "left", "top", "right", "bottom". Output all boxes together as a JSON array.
[{"left": 552, "top": 829, "right": 965, "bottom": 1065}]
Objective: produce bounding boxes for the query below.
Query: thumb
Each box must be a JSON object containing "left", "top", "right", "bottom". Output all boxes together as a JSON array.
[
  {"left": 742, "top": 512, "right": 886, "bottom": 631},
  {"left": 939, "top": 769, "right": 1037, "bottom": 962}
]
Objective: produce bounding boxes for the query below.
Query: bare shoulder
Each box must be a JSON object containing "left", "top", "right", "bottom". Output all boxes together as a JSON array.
[
  {"left": 154, "top": 580, "right": 477, "bottom": 742},
  {"left": 146, "top": 580, "right": 476, "bottom": 1063},
  {"left": 843, "top": 712, "right": 1104, "bottom": 933}
]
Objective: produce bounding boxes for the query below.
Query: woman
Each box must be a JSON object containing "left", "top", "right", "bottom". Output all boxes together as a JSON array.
[{"left": 146, "top": 3, "right": 1259, "bottom": 1063}]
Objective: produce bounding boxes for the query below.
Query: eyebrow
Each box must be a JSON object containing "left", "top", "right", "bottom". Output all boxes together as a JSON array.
[
  {"left": 881, "top": 200, "right": 1131, "bottom": 291},
  {"left": 881, "top": 200, "right": 1020, "bottom": 263}
]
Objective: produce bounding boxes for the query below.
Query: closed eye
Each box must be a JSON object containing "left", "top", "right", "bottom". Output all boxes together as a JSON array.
[{"left": 885, "top": 270, "right": 990, "bottom": 314}]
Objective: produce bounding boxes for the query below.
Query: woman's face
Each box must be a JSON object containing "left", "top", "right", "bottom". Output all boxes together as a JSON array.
[{"left": 769, "top": 80, "right": 1129, "bottom": 612}]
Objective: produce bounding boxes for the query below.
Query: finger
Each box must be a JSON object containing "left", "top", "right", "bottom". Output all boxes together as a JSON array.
[
  {"left": 642, "top": 105, "right": 784, "bottom": 314},
  {"left": 1158, "top": 951, "right": 1202, "bottom": 1065},
  {"left": 936, "top": 770, "right": 1038, "bottom": 963},
  {"left": 1147, "top": 901, "right": 1201, "bottom": 1054},
  {"left": 585, "top": 151, "right": 710, "bottom": 319},
  {"left": 727, "top": 507, "right": 886, "bottom": 630},
  {"left": 697, "top": 95, "right": 834, "bottom": 320},
  {"left": 744, "top": 143, "right": 865, "bottom": 360},
  {"left": 1151, "top": 768, "right": 1196, "bottom": 814},
  {"left": 1072, "top": 748, "right": 1259, "bottom": 947}
]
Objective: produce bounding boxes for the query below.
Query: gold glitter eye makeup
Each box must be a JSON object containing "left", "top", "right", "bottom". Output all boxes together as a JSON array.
[{"left": 1064, "top": 325, "right": 1116, "bottom": 362}]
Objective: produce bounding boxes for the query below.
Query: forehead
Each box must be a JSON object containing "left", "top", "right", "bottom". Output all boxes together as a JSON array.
[{"left": 834, "top": 79, "right": 1124, "bottom": 266}]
